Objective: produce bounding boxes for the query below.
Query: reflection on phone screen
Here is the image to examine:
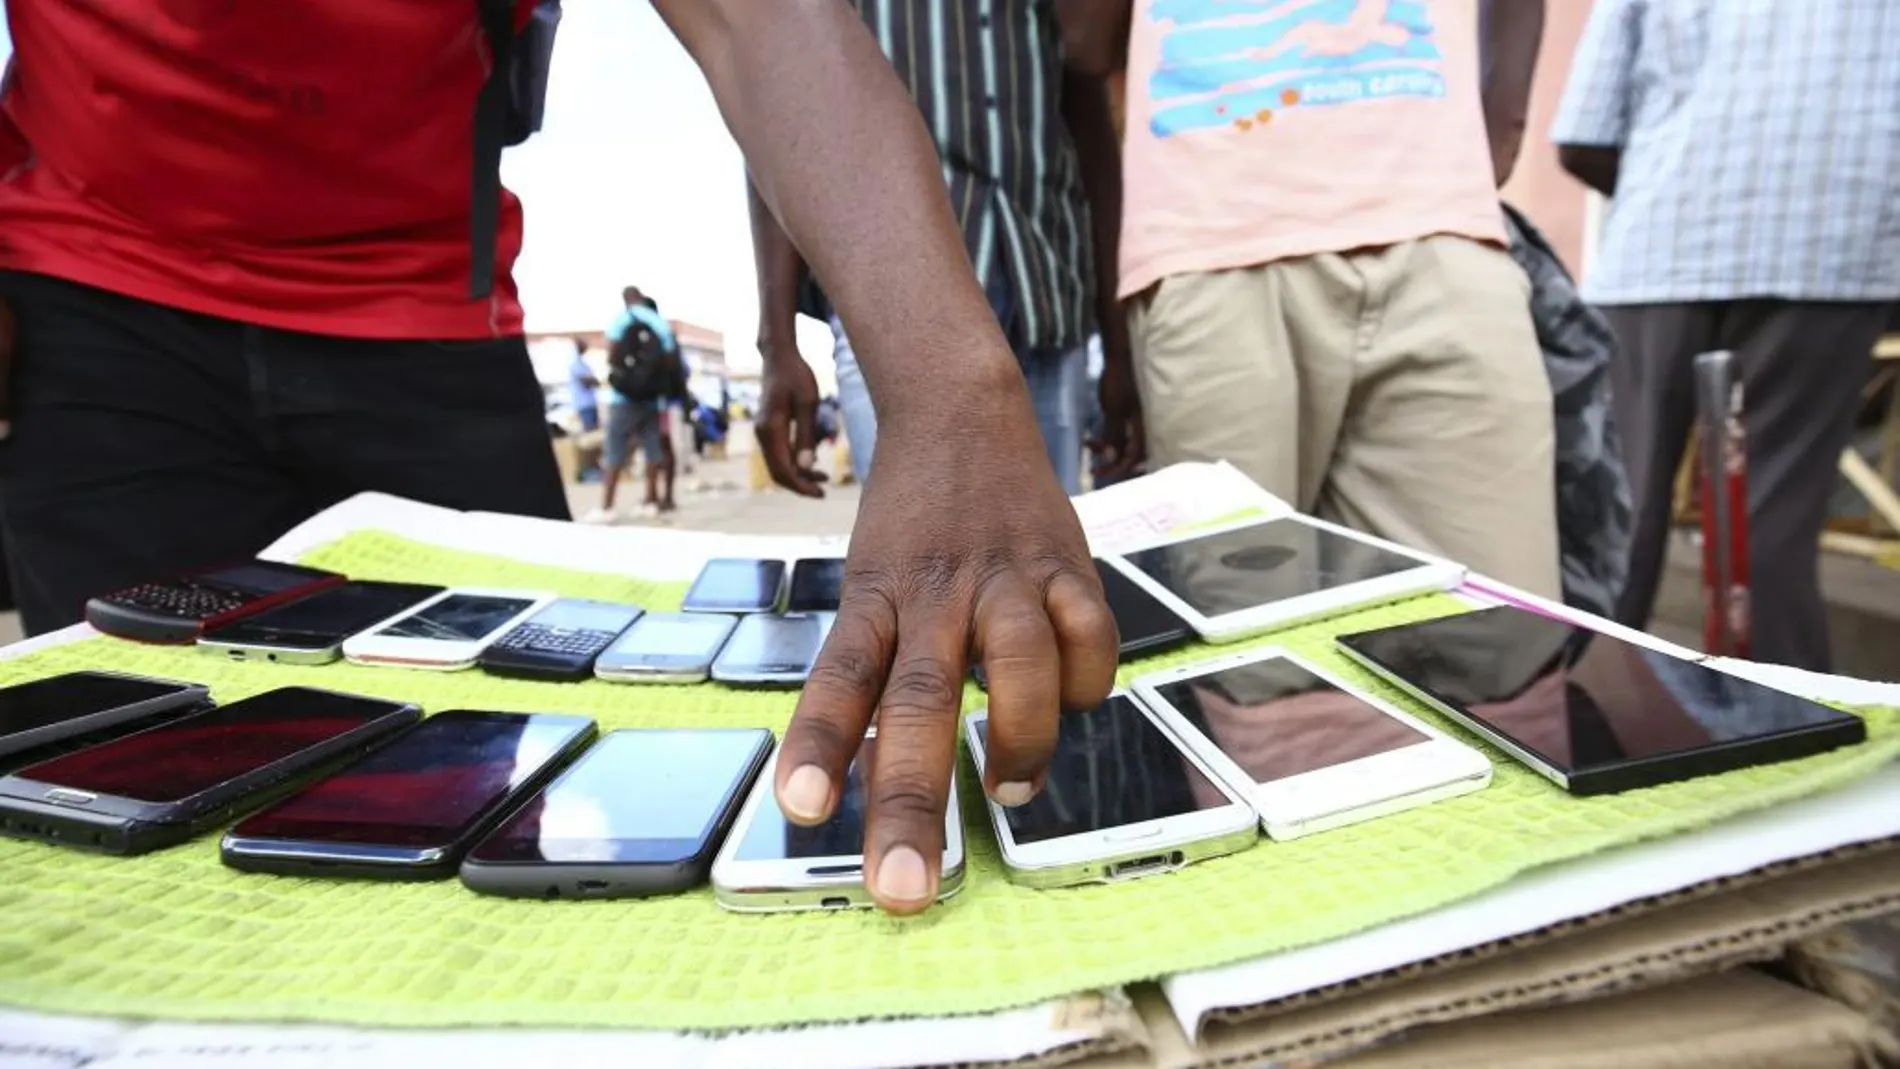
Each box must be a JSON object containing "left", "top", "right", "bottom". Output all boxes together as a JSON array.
[
  {"left": 1124, "top": 520, "right": 1421, "bottom": 618},
  {"left": 381, "top": 595, "right": 535, "bottom": 641},
  {"left": 734, "top": 741, "right": 874, "bottom": 862}
]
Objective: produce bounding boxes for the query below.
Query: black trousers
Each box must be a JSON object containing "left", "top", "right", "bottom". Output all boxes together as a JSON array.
[
  {"left": 0, "top": 272, "right": 569, "bottom": 636},
  {"left": 1603, "top": 300, "right": 1890, "bottom": 673}
]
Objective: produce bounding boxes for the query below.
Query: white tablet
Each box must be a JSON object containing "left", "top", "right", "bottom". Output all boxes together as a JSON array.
[
  {"left": 1101, "top": 514, "right": 1463, "bottom": 644},
  {"left": 1134, "top": 648, "right": 1491, "bottom": 841}
]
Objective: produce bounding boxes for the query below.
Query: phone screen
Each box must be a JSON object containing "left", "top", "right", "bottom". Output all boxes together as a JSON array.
[
  {"left": 978, "top": 695, "right": 1229, "bottom": 845},
  {"left": 470, "top": 729, "right": 770, "bottom": 864},
  {"left": 718, "top": 614, "right": 830, "bottom": 674},
  {"left": 16, "top": 689, "right": 409, "bottom": 803},
  {"left": 1338, "top": 606, "right": 1864, "bottom": 776},
  {"left": 1151, "top": 659, "right": 1428, "bottom": 785},
  {"left": 191, "top": 561, "right": 334, "bottom": 597},
  {"left": 605, "top": 613, "right": 737, "bottom": 663},
  {"left": 0, "top": 673, "right": 194, "bottom": 741},
  {"left": 733, "top": 740, "right": 874, "bottom": 861},
  {"left": 204, "top": 582, "right": 444, "bottom": 646},
  {"left": 377, "top": 594, "right": 538, "bottom": 642},
  {"left": 788, "top": 559, "right": 845, "bottom": 613},
  {"left": 230, "top": 712, "right": 594, "bottom": 849},
  {"left": 521, "top": 600, "right": 643, "bottom": 635},
  {"left": 1122, "top": 519, "right": 1424, "bottom": 618},
  {"left": 683, "top": 559, "right": 785, "bottom": 613}
]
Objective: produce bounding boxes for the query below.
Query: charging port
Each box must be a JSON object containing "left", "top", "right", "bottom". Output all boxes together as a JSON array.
[
  {"left": 576, "top": 880, "right": 610, "bottom": 892},
  {"left": 820, "top": 896, "right": 851, "bottom": 910},
  {"left": 1107, "top": 851, "right": 1183, "bottom": 882}
]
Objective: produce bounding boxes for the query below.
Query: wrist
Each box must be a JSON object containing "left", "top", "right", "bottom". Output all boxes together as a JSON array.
[{"left": 875, "top": 343, "right": 1027, "bottom": 434}]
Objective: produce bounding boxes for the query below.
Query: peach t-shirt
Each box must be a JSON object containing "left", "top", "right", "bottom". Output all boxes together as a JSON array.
[{"left": 1119, "top": 0, "right": 1507, "bottom": 299}]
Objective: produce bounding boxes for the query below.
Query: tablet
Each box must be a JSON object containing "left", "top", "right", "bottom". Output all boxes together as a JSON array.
[
  {"left": 1335, "top": 605, "right": 1868, "bottom": 796},
  {"left": 1102, "top": 515, "right": 1463, "bottom": 643}
]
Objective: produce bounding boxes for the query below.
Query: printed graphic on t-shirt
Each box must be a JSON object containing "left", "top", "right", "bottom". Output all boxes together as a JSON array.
[{"left": 1147, "top": 0, "right": 1446, "bottom": 137}]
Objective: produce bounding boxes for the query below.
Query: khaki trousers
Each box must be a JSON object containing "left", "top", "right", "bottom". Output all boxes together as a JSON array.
[{"left": 1129, "top": 235, "right": 1562, "bottom": 599}]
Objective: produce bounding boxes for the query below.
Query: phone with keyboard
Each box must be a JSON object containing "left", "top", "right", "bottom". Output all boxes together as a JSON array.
[
  {"left": 86, "top": 560, "right": 346, "bottom": 644},
  {"left": 477, "top": 599, "right": 645, "bottom": 681}
]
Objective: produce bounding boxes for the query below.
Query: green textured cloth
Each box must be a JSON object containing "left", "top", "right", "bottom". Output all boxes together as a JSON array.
[{"left": 0, "top": 529, "right": 1893, "bottom": 1030}]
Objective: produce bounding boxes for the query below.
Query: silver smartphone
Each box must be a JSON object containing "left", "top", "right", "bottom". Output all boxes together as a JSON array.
[
  {"left": 595, "top": 612, "right": 740, "bottom": 684},
  {"left": 197, "top": 581, "right": 446, "bottom": 666},
  {"left": 709, "top": 612, "right": 833, "bottom": 686}
]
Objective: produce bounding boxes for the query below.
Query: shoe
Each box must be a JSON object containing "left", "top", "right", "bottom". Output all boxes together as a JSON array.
[
  {"left": 580, "top": 507, "right": 618, "bottom": 525},
  {"left": 637, "top": 502, "right": 661, "bottom": 519}
]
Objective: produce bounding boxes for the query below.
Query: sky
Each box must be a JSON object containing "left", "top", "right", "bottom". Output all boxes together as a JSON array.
[{"left": 0, "top": 2, "right": 831, "bottom": 376}]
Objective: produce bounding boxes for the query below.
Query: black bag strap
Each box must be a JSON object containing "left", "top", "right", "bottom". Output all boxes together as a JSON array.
[{"left": 470, "top": 0, "right": 516, "bottom": 300}]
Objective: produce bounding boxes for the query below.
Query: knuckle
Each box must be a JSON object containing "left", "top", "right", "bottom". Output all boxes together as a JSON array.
[
  {"left": 783, "top": 707, "right": 859, "bottom": 763},
  {"left": 806, "top": 646, "right": 883, "bottom": 696},
  {"left": 870, "top": 780, "right": 944, "bottom": 830},
  {"left": 878, "top": 664, "right": 963, "bottom": 718}
]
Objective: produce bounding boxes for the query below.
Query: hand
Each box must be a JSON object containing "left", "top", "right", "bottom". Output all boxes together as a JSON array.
[
  {"left": 1088, "top": 343, "right": 1145, "bottom": 482},
  {"left": 775, "top": 373, "right": 1120, "bottom": 913},
  {"left": 0, "top": 297, "right": 14, "bottom": 439},
  {"left": 754, "top": 345, "right": 828, "bottom": 496}
]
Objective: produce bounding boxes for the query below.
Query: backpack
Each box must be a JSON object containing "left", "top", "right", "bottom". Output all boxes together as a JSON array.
[
  {"left": 470, "top": 0, "right": 562, "bottom": 299},
  {"left": 608, "top": 320, "right": 685, "bottom": 403}
]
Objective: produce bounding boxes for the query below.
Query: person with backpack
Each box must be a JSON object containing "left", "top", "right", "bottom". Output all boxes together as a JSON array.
[
  {"left": 586, "top": 287, "right": 687, "bottom": 522},
  {"left": 0, "top": 0, "right": 1120, "bottom": 918}
]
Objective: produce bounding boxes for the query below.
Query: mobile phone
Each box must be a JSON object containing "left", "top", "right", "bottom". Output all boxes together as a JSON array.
[
  {"left": 85, "top": 560, "right": 346, "bottom": 644},
  {"left": 197, "top": 581, "right": 446, "bottom": 665},
  {"left": 1133, "top": 648, "right": 1491, "bottom": 840},
  {"left": 1336, "top": 605, "right": 1868, "bottom": 796},
  {"left": 1102, "top": 516, "right": 1462, "bottom": 644},
  {"left": 787, "top": 558, "right": 844, "bottom": 613},
  {"left": 681, "top": 558, "right": 786, "bottom": 614},
  {"left": 711, "top": 732, "right": 965, "bottom": 912},
  {"left": 0, "top": 688, "right": 421, "bottom": 855},
  {"left": 965, "top": 692, "right": 1258, "bottom": 888},
  {"left": 709, "top": 612, "right": 833, "bottom": 686},
  {"left": 221, "top": 710, "right": 598, "bottom": 880},
  {"left": 0, "top": 672, "right": 209, "bottom": 764},
  {"left": 976, "top": 559, "right": 1192, "bottom": 688},
  {"left": 477, "top": 599, "right": 645, "bottom": 682},
  {"left": 594, "top": 611, "right": 739, "bottom": 684},
  {"left": 341, "top": 587, "right": 556, "bottom": 670},
  {"left": 461, "top": 728, "right": 774, "bottom": 899}
]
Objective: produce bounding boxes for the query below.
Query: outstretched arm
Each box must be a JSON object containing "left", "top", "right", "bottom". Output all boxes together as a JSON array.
[{"left": 654, "top": 0, "right": 1119, "bottom": 915}]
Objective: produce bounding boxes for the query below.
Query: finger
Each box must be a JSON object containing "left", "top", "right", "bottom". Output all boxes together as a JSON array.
[
  {"left": 1044, "top": 565, "right": 1119, "bottom": 711},
  {"left": 793, "top": 396, "right": 819, "bottom": 475},
  {"left": 776, "top": 597, "right": 895, "bottom": 826},
  {"left": 971, "top": 577, "right": 1062, "bottom": 804},
  {"left": 755, "top": 413, "right": 825, "bottom": 499},
  {"left": 863, "top": 608, "right": 967, "bottom": 914}
]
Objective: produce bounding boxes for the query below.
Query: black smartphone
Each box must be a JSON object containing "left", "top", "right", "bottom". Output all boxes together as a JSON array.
[
  {"left": 787, "top": 558, "right": 844, "bottom": 613},
  {"left": 85, "top": 560, "right": 347, "bottom": 644},
  {"left": 0, "top": 688, "right": 421, "bottom": 854},
  {"left": 0, "top": 672, "right": 209, "bottom": 765},
  {"left": 220, "top": 710, "right": 598, "bottom": 880},
  {"left": 681, "top": 558, "right": 786, "bottom": 614},
  {"left": 1336, "top": 605, "right": 1869, "bottom": 795},
  {"left": 461, "top": 727, "right": 773, "bottom": 899},
  {"left": 975, "top": 559, "right": 1193, "bottom": 688},
  {"left": 477, "top": 599, "right": 645, "bottom": 682},
  {"left": 197, "top": 581, "right": 446, "bottom": 665}
]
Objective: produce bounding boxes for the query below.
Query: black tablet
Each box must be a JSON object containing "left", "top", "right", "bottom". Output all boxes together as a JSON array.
[{"left": 1335, "top": 605, "right": 1867, "bottom": 795}]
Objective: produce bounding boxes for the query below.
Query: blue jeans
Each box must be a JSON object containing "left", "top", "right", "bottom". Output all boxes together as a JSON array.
[{"left": 830, "top": 301, "right": 1088, "bottom": 495}]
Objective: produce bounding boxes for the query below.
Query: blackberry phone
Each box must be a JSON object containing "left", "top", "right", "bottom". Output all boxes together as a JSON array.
[
  {"left": 0, "top": 672, "right": 210, "bottom": 766},
  {"left": 461, "top": 728, "right": 772, "bottom": 899},
  {"left": 86, "top": 560, "right": 346, "bottom": 644},
  {"left": 478, "top": 599, "right": 645, "bottom": 681},
  {"left": 198, "top": 581, "right": 446, "bottom": 665},
  {"left": 0, "top": 688, "right": 421, "bottom": 854},
  {"left": 976, "top": 559, "right": 1193, "bottom": 688},
  {"left": 221, "top": 710, "right": 598, "bottom": 880}
]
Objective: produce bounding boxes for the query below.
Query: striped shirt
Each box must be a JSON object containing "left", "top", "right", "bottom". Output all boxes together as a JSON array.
[
  {"left": 816, "top": 0, "right": 1093, "bottom": 350},
  {"left": 1551, "top": 0, "right": 1900, "bottom": 305}
]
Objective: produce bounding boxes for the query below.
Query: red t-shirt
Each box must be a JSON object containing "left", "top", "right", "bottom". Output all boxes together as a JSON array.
[{"left": 0, "top": 0, "right": 538, "bottom": 339}]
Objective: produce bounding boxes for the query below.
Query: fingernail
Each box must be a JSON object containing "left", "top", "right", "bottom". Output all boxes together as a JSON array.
[
  {"left": 993, "top": 781, "right": 1036, "bottom": 807},
  {"left": 781, "top": 765, "right": 832, "bottom": 822},
  {"left": 874, "top": 846, "right": 931, "bottom": 905}
]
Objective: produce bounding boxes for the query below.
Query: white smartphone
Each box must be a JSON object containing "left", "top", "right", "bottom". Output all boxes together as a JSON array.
[
  {"left": 964, "top": 692, "right": 1258, "bottom": 889},
  {"left": 594, "top": 612, "right": 740, "bottom": 684},
  {"left": 711, "top": 732, "right": 965, "bottom": 912},
  {"left": 1101, "top": 514, "right": 1463, "bottom": 644},
  {"left": 1133, "top": 647, "right": 1491, "bottom": 841},
  {"left": 709, "top": 612, "right": 833, "bottom": 686},
  {"left": 340, "top": 587, "right": 556, "bottom": 670}
]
